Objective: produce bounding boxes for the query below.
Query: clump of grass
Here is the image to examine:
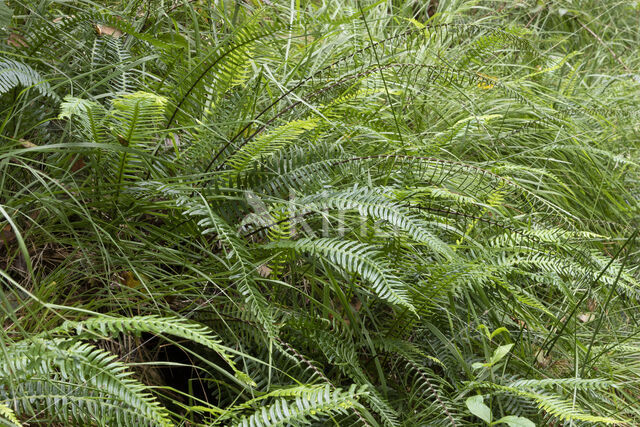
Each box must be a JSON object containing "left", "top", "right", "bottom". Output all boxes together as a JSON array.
[{"left": 0, "top": 0, "right": 639, "bottom": 425}]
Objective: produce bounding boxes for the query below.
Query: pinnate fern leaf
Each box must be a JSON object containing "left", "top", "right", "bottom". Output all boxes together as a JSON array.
[
  {"left": 0, "top": 338, "right": 173, "bottom": 426},
  {"left": 227, "top": 118, "right": 320, "bottom": 172},
  {"left": 54, "top": 314, "right": 255, "bottom": 386},
  {"left": 59, "top": 95, "right": 108, "bottom": 143},
  {"left": 270, "top": 237, "right": 415, "bottom": 312},
  {"left": 0, "top": 58, "right": 54, "bottom": 98},
  {"left": 477, "top": 382, "right": 623, "bottom": 424},
  {"left": 232, "top": 384, "right": 367, "bottom": 427},
  {"left": 183, "top": 195, "right": 279, "bottom": 340},
  {"left": 303, "top": 186, "right": 455, "bottom": 259},
  {"left": 0, "top": 0, "right": 12, "bottom": 31},
  {"left": 0, "top": 403, "right": 20, "bottom": 427},
  {"left": 111, "top": 91, "right": 167, "bottom": 146}
]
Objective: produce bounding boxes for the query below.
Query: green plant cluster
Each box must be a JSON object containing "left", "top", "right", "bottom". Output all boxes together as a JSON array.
[{"left": 0, "top": 0, "right": 639, "bottom": 425}]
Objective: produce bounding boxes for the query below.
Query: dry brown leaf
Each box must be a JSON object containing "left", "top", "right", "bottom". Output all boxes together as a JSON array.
[
  {"left": 19, "top": 139, "right": 37, "bottom": 148},
  {"left": 7, "top": 33, "right": 28, "bottom": 48},
  {"left": 94, "top": 24, "right": 123, "bottom": 38},
  {"left": 510, "top": 316, "right": 527, "bottom": 329},
  {"left": 71, "top": 156, "right": 85, "bottom": 172},
  {"left": 1, "top": 224, "right": 16, "bottom": 242},
  {"left": 587, "top": 298, "right": 598, "bottom": 312},
  {"left": 117, "top": 134, "right": 129, "bottom": 146},
  {"left": 578, "top": 313, "right": 595, "bottom": 323},
  {"left": 257, "top": 264, "right": 272, "bottom": 278}
]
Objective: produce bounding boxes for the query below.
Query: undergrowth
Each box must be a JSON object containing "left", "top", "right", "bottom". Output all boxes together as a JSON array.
[{"left": 1, "top": 0, "right": 639, "bottom": 425}]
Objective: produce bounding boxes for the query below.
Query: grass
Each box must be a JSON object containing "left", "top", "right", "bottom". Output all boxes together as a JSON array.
[{"left": 0, "top": 0, "right": 639, "bottom": 425}]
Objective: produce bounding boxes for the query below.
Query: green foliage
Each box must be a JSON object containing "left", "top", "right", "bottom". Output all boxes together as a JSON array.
[
  {"left": 0, "top": 58, "right": 54, "bottom": 98},
  {"left": 0, "top": 315, "right": 252, "bottom": 426},
  {"left": 270, "top": 237, "right": 415, "bottom": 312},
  {"left": 232, "top": 385, "right": 367, "bottom": 427},
  {"left": 1, "top": 0, "right": 640, "bottom": 425}
]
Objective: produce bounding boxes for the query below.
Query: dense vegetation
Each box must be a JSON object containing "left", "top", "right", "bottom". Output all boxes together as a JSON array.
[{"left": 1, "top": 0, "right": 639, "bottom": 425}]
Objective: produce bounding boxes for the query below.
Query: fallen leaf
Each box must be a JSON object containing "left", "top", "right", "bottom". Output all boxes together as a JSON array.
[
  {"left": 19, "top": 139, "right": 37, "bottom": 148},
  {"left": 94, "top": 24, "right": 123, "bottom": 38},
  {"left": 510, "top": 316, "right": 527, "bottom": 329},
  {"left": 71, "top": 156, "right": 85, "bottom": 172},
  {"left": 117, "top": 134, "right": 129, "bottom": 146},
  {"left": 578, "top": 313, "right": 595, "bottom": 323},
  {"left": 257, "top": 264, "right": 272, "bottom": 278},
  {"left": 1, "top": 224, "right": 16, "bottom": 242},
  {"left": 7, "top": 33, "right": 27, "bottom": 48}
]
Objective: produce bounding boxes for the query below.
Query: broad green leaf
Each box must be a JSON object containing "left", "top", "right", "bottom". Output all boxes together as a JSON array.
[
  {"left": 473, "top": 344, "right": 515, "bottom": 369},
  {"left": 466, "top": 395, "right": 492, "bottom": 424},
  {"left": 490, "top": 327, "right": 509, "bottom": 341},
  {"left": 493, "top": 415, "right": 536, "bottom": 427},
  {"left": 489, "top": 343, "right": 514, "bottom": 366}
]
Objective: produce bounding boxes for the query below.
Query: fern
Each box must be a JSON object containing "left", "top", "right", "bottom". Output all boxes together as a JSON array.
[
  {"left": 182, "top": 194, "right": 279, "bottom": 341},
  {"left": 3, "top": 1, "right": 640, "bottom": 426},
  {"left": 302, "top": 186, "right": 455, "bottom": 259},
  {"left": 0, "top": 58, "right": 54, "bottom": 98},
  {"left": 0, "top": 338, "right": 173, "bottom": 426},
  {"left": 59, "top": 95, "right": 109, "bottom": 144},
  {"left": 227, "top": 118, "right": 321, "bottom": 172},
  {"left": 474, "top": 382, "right": 623, "bottom": 424},
  {"left": 231, "top": 385, "right": 367, "bottom": 427},
  {"left": 165, "top": 22, "right": 275, "bottom": 127},
  {"left": 0, "top": 403, "right": 20, "bottom": 427},
  {"left": 54, "top": 314, "right": 255, "bottom": 386},
  {"left": 269, "top": 237, "right": 415, "bottom": 312},
  {"left": 111, "top": 91, "right": 167, "bottom": 147},
  {"left": 0, "top": 0, "right": 11, "bottom": 32}
]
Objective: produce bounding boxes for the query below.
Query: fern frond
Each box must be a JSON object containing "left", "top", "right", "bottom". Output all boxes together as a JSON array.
[
  {"left": 0, "top": 58, "right": 54, "bottom": 98},
  {"left": 227, "top": 118, "right": 321, "bottom": 172},
  {"left": 0, "top": 0, "right": 12, "bottom": 31},
  {"left": 0, "top": 338, "right": 173, "bottom": 426},
  {"left": 507, "top": 378, "right": 615, "bottom": 391},
  {"left": 90, "top": 36, "right": 133, "bottom": 94},
  {"left": 59, "top": 95, "right": 109, "bottom": 144},
  {"left": 54, "top": 314, "right": 255, "bottom": 386},
  {"left": 303, "top": 186, "right": 455, "bottom": 259},
  {"left": 231, "top": 384, "right": 367, "bottom": 427},
  {"left": 0, "top": 403, "right": 20, "bottom": 427},
  {"left": 111, "top": 91, "right": 167, "bottom": 146},
  {"left": 110, "top": 91, "right": 167, "bottom": 187},
  {"left": 476, "top": 382, "right": 623, "bottom": 424},
  {"left": 270, "top": 237, "right": 415, "bottom": 312},
  {"left": 165, "top": 22, "right": 276, "bottom": 127},
  {"left": 183, "top": 195, "right": 279, "bottom": 340}
]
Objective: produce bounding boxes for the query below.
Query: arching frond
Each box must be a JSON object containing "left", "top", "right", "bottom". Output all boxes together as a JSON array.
[
  {"left": 270, "top": 237, "right": 415, "bottom": 312},
  {"left": 0, "top": 58, "right": 54, "bottom": 98},
  {"left": 231, "top": 385, "right": 367, "bottom": 427}
]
